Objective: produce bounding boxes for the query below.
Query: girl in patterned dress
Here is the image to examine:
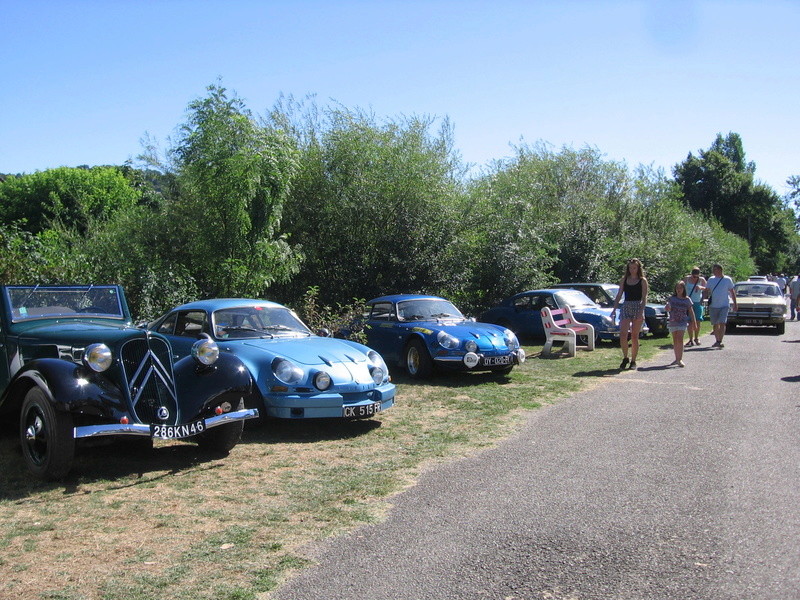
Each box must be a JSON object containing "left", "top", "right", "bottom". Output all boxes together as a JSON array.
[{"left": 665, "top": 280, "right": 697, "bottom": 367}]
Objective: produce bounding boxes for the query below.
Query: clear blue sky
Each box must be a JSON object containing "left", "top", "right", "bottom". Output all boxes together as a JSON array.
[{"left": 2, "top": 0, "right": 798, "bottom": 194}]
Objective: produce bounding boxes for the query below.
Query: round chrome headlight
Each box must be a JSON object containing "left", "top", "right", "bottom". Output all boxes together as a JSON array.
[
  {"left": 273, "top": 358, "right": 303, "bottom": 385},
  {"left": 83, "top": 343, "right": 112, "bottom": 372},
  {"left": 191, "top": 336, "right": 219, "bottom": 366},
  {"left": 464, "top": 339, "right": 478, "bottom": 353},
  {"left": 772, "top": 306, "right": 785, "bottom": 315},
  {"left": 369, "top": 366, "right": 385, "bottom": 385},
  {"left": 436, "top": 330, "right": 459, "bottom": 349},
  {"left": 367, "top": 350, "right": 389, "bottom": 383},
  {"left": 314, "top": 371, "right": 332, "bottom": 391},
  {"left": 503, "top": 329, "right": 520, "bottom": 351}
]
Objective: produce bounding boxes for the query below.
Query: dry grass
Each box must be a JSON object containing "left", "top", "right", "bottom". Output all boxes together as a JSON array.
[{"left": 0, "top": 335, "right": 670, "bottom": 600}]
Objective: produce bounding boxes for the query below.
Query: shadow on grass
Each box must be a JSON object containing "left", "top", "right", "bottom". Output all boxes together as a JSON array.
[{"left": 0, "top": 430, "right": 236, "bottom": 500}]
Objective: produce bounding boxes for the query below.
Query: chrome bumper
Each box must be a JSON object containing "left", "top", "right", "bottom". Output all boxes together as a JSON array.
[{"left": 73, "top": 408, "right": 259, "bottom": 439}]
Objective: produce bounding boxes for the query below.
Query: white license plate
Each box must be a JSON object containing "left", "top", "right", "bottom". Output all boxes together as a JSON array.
[
  {"left": 482, "top": 355, "right": 511, "bottom": 366},
  {"left": 151, "top": 419, "right": 206, "bottom": 439},
  {"left": 744, "top": 319, "right": 763, "bottom": 325},
  {"left": 343, "top": 401, "right": 382, "bottom": 418}
]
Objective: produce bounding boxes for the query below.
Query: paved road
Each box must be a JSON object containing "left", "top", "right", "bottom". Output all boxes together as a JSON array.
[{"left": 273, "top": 323, "right": 800, "bottom": 600}]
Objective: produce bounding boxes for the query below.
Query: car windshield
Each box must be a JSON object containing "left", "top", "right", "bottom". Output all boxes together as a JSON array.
[
  {"left": 5, "top": 285, "right": 125, "bottom": 322},
  {"left": 734, "top": 283, "right": 781, "bottom": 297},
  {"left": 212, "top": 306, "right": 311, "bottom": 339},
  {"left": 396, "top": 299, "right": 465, "bottom": 321},
  {"left": 554, "top": 290, "right": 599, "bottom": 309}
]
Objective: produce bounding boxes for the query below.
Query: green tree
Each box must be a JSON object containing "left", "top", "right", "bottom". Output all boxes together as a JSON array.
[
  {"left": 674, "top": 132, "right": 798, "bottom": 273},
  {"left": 149, "top": 84, "right": 302, "bottom": 298},
  {"left": 0, "top": 166, "right": 139, "bottom": 234},
  {"left": 272, "top": 99, "right": 467, "bottom": 307}
]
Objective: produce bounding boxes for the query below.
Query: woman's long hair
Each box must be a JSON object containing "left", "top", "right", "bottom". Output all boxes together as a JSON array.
[
  {"left": 674, "top": 280, "right": 688, "bottom": 298},
  {"left": 625, "top": 258, "right": 644, "bottom": 279}
]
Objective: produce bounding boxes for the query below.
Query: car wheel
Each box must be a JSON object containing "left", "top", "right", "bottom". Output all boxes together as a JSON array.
[
  {"left": 405, "top": 338, "right": 433, "bottom": 379},
  {"left": 776, "top": 322, "right": 786, "bottom": 335},
  {"left": 194, "top": 399, "right": 245, "bottom": 454},
  {"left": 19, "top": 387, "right": 75, "bottom": 480}
]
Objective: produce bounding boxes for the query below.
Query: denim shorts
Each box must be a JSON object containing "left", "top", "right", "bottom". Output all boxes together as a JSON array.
[
  {"left": 668, "top": 323, "right": 688, "bottom": 333},
  {"left": 709, "top": 306, "right": 729, "bottom": 324}
]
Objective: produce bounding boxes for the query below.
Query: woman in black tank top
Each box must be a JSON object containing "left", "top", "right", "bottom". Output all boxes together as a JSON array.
[{"left": 610, "top": 258, "right": 649, "bottom": 370}]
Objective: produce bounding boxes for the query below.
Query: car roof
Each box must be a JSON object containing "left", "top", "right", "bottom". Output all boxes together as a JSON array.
[
  {"left": 736, "top": 280, "right": 780, "bottom": 287},
  {"left": 553, "top": 282, "right": 616, "bottom": 289},
  {"left": 170, "top": 298, "right": 289, "bottom": 312},
  {"left": 368, "top": 294, "right": 445, "bottom": 304}
]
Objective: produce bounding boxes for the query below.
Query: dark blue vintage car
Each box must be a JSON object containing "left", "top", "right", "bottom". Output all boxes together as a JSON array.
[
  {"left": 0, "top": 285, "right": 258, "bottom": 480},
  {"left": 551, "top": 282, "right": 668, "bottom": 336},
  {"left": 363, "top": 295, "right": 525, "bottom": 378},
  {"left": 148, "top": 299, "right": 395, "bottom": 420},
  {"left": 481, "top": 289, "right": 648, "bottom": 341}
]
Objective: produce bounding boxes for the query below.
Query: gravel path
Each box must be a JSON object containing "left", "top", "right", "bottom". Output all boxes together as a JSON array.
[{"left": 273, "top": 324, "right": 800, "bottom": 600}]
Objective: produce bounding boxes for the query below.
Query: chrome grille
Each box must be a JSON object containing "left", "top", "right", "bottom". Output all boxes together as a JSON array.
[
  {"left": 120, "top": 336, "right": 178, "bottom": 425},
  {"left": 737, "top": 307, "right": 774, "bottom": 317}
]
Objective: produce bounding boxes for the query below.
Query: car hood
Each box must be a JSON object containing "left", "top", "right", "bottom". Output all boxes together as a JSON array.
[
  {"left": 736, "top": 297, "right": 784, "bottom": 307},
  {"left": 13, "top": 319, "right": 144, "bottom": 345},
  {"left": 236, "top": 336, "right": 370, "bottom": 366},
  {"left": 403, "top": 320, "right": 510, "bottom": 346}
]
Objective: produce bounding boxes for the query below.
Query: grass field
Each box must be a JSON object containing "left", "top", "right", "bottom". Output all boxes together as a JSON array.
[{"left": 0, "top": 331, "right": 685, "bottom": 600}]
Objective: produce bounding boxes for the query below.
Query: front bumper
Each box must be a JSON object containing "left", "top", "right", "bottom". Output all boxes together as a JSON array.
[
  {"left": 728, "top": 314, "right": 785, "bottom": 326},
  {"left": 264, "top": 383, "right": 396, "bottom": 419},
  {"left": 433, "top": 348, "right": 526, "bottom": 370},
  {"left": 74, "top": 408, "right": 260, "bottom": 439}
]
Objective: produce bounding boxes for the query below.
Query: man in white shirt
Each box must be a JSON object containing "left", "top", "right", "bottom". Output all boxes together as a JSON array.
[{"left": 704, "top": 264, "right": 738, "bottom": 348}]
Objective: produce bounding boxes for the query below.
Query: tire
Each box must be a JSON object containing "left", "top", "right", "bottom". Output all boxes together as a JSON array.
[
  {"left": 776, "top": 321, "right": 785, "bottom": 335},
  {"left": 19, "top": 387, "right": 75, "bottom": 481},
  {"left": 194, "top": 399, "right": 245, "bottom": 455},
  {"left": 405, "top": 338, "right": 433, "bottom": 379}
]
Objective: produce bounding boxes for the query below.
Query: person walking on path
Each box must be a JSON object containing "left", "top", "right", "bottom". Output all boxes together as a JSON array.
[
  {"left": 610, "top": 258, "right": 648, "bottom": 370},
  {"left": 789, "top": 275, "right": 800, "bottom": 320},
  {"left": 683, "top": 267, "right": 706, "bottom": 346},
  {"left": 665, "top": 280, "right": 697, "bottom": 367},
  {"left": 704, "top": 263, "right": 737, "bottom": 348}
]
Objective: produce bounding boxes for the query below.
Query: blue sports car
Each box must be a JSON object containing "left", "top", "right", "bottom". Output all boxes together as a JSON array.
[
  {"left": 481, "top": 289, "right": 648, "bottom": 341},
  {"left": 149, "top": 299, "right": 395, "bottom": 419},
  {"left": 363, "top": 295, "right": 525, "bottom": 378}
]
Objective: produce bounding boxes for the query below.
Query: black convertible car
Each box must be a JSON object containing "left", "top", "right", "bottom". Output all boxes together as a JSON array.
[{"left": 0, "top": 285, "right": 259, "bottom": 480}]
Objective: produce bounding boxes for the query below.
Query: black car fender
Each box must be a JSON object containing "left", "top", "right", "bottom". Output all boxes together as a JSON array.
[
  {"left": 172, "top": 352, "right": 254, "bottom": 418},
  {"left": 0, "top": 358, "right": 127, "bottom": 419}
]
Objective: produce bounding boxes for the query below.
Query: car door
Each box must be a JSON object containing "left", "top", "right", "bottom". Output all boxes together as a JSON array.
[
  {"left": 364, "top": 302, "right": 402, "bottom": 363},
  {"left": 512, "top": 294, "right": 548, "bottom": 337},
  {"left": 157, "top": 310, "right": 210, "bottom": 360}
]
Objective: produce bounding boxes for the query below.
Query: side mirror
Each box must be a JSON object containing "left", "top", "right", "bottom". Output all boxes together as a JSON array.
[{"left": 317, "top": 328, "right": 331, "bottom": 338}]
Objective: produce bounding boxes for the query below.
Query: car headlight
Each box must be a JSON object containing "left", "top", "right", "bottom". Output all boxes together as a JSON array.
[
  {"left": 502, "top": 329, "right": 519, "bottom": 351},
  {"left": 369, "top": 365, "right": 385, "bottom": 385},
  {"left": 772, "top": 305, "right": 786, "bottom": 315},
  {"left": 436, "top": 330, "right": 459, "bottom": 349},
  {"left": 313, "top": 371, "right": 332, "bottom": 391},
  {"left": 191, "top": 335, "right": 219, "bottom": 366},
  {"left": 272, "top": 358, "right": 303, "bottom": 385},
  {"left": 464, "top": 339, "right": 478, "bottom": 353},
  {"left": 367, "top": 350, "right": 389, "bottom": 383},
  {"left": 83, "top": 343, "right": 113, "bottom": 372}
]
